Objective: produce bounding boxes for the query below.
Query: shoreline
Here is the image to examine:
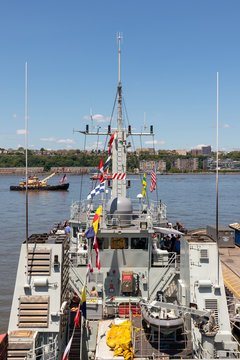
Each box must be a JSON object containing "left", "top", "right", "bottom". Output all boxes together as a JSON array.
[{"left": 1, "top": 169, "right": 240, "bottom": 176}]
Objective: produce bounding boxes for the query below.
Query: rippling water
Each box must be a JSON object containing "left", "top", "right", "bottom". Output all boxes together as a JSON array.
[{"left": 1, "top": 173, "right": 240, "bottom": 332}]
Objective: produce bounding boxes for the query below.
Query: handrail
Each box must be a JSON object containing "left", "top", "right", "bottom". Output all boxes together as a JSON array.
[
  {"left": 69, "top": 260, "right": 85, "bottom": 292},
  {"left": 149, "top": 252, "right": 176, "bottom": 300},
  {"left": 26, "top": 335, "right": 58, "bottom": 360}
]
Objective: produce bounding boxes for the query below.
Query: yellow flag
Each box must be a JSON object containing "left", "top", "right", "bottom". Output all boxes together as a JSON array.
[
  {"left": 142, "top": 173, "right": 147, "bottom": 196},
  {"left": 92, "top": 206, "right": 102, "bottom": 235}
]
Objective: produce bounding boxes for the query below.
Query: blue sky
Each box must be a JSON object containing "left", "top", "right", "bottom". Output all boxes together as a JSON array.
[{"left": 1, "top": 0, "right": 240, "bottom": 152}]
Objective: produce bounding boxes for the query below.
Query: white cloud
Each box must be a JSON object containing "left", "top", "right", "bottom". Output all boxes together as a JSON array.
[
  {"left": 196, "top": 144, "right": 207, "bottom": 149},
  {"left": 40, "top": 137, "right": 75, "bottom": 145},
  {"left": 40, "top": 137, "right": 56, "bottom": 142},
  {"left": 223, "top": 123, "right": 230, "bottom": 128},
  {"left": 12, "top": 114, "right": 17, "bottom": 119},
  {"left": 85, "top": 141, "right": 103, "bottom": 150},
  {"left": 57, "top": 139, "right": 75, "bottom": 144},
  {"left": 159, "top": 140, "right": 166, "bottom": 145},
  {"left": 84, "top": 113, "right": 112, "bottom": 123},
  {"left": 144, "top": 140, "right": 159, "bottom": 145},
  {"left": 56, "top": 139, "right": 75, "bottom": 144},
  {"left": 16, "top": 129, "right": 26, "bottom": 135}
]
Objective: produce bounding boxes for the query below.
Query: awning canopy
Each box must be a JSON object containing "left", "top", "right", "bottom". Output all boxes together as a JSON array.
[{"left": 153, "top": 227, "right": 184, "bottom": 236}]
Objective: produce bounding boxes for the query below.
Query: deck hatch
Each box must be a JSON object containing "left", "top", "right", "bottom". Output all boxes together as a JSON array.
[
  {"left": 18, "top": 296, "right": 49, "bottom": 328},
  {"left": 28, "top": 248, "right": 51, "bottom": 276}
]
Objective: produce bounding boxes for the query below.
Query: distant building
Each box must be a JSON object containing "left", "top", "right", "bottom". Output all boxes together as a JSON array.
[
  {"left": 139, "top": 160, "right": 166, "bottom": 172},
  {"left": 204, "top": 157, "right": 240, "bottom": 170},
  {"left": 190, "top": 145, "right": 212, "bottom": 156},
  {"left": 190, "top": 149, "right": 202, "bottom": 156},
  {"left": 173, "top": 158, "right": 198, "bottom": 171},
  {"left": 202, "top": 146, "right": 212, "bottom": 155},
  {"left": 136, "top": 148, "right": 155, "bottom": 155},
  {"left": 174, "top": 149, "right": 187, "bottom": 156}
]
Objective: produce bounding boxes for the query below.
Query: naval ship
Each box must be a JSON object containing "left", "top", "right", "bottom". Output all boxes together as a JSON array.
[{"left": 6, "top": 37, "right": 239, "bottom": 360}]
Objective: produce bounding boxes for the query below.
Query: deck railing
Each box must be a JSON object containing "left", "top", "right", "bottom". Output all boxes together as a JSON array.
[
  {"left": 70, "top": 198, "right": 167, "bottom": 229},
  {"left": 26, "top": 335, "right": 58, "bottom": 360}
]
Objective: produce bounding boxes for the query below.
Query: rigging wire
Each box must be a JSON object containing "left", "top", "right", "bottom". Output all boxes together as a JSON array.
[
  {"left": 151, "top": 133, "right": 159, "bottom": 202},
  {"left": 78, "top": 134, "right": 87, "bottom": 222},
  {"left": 88, "top": 90, "right": 118, "bottom": 206},
  {"left": 123, "top": 97, "right": 149, "bottom": 206},
  {"left": 103, "top": 90, "right": 118, "bottom": 150}
]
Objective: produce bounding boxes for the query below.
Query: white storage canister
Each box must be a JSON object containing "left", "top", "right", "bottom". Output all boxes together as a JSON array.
[
  {"left": 198, "top": 280, "right": 212, "bottom": 288},
  {"left": 33, "top": 277, "right": 48, "bottom": 287}
]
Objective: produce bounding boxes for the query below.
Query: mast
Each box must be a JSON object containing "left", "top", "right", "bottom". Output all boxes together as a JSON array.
[
  {"left": 112, "top": 33, "right": 127, "bottom": 198},
  {"left": 74, "top": 35, "right": 154, "bottom": 200},
  {"left": 25, "top": 62, "right": 29, "bottom": 285},
  {"left": 216, "top": 72, "right": 219, "bottom": 285}
]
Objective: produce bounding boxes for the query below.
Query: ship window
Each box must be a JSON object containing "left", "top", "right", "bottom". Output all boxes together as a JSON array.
[
  {"left": 131, "top": 238, "right": 147, "bottom": 250},
  {"left": 73, "top": 227, "right": 77, "bottom": 238},
  {"left": 111, "top": 237, "right": 128, "bottom": 249},
  {"left": 98, "top": 238, "right": 109, "bottom": 250}
]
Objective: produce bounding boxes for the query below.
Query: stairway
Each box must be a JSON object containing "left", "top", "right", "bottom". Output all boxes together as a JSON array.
[
  {"left": 149, "top": 267, "right": 176, "bottom": 301},
  {"left": 68, "top": 311, "right": 81, "bottom": 360}
]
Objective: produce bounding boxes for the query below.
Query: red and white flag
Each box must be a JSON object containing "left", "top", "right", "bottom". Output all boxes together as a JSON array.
[
  {"left": 62, "top": 334, "right": 73, "bottom": 360},
  {"left": 96, "top": 248, "right": 101, "bottom": 270},
  {"left": 108, "top": 132, "right": 116, "bottom": 154},
  {"left": 60, "top": 174, "right": 67, "bottom": 185},
  {"left": 87, "top": 255, "right": 93, "bottom": 282},
  {"left": 93, "top": 236, "right": 101, "bottom": 270},
  {"left": 151, "top": 164, "right": 156, "bottom": 192},
  {"left": 74, "top": 304, "right": 80, "bottom": 328},
  {"left": 98, "top": 158, "right": 104, "bottom": 175},
  {"left": 99, "top": 169, "right": 108, "bottom": 183}
]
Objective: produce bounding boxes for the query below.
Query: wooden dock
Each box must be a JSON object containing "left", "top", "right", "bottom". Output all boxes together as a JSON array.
[{"left": 220, "top": 246, "right": 240, "bottom": 301}]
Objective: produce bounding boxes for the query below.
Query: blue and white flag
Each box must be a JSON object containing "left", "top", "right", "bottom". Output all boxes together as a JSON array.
[
  {"left": 103, "top": 154, "right": 112, "bottom": 171},
  {"left": 87, "top": 181, "right": 106, "bottom": 200}
]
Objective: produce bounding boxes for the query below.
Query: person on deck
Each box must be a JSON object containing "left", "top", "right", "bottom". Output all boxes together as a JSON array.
[
  {"left": 90, "top": 286, "right": 98, "bottom": 297},
  {"left": 169, "top": 234, "right": 176, "bottom": 252},
  {"left": 174, "top": 236, "right": 181, "bottom": 255},
  {"left": 65, "top": 223, "right": 70, "bottom": 233},
  {"left": 159, "top": 237, "right": 170, "bottom": 251}
]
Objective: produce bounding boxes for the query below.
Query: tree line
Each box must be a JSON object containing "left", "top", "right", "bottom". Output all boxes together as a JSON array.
[{"left": 1, "top": 150, "right": 240, "bottom": 172}]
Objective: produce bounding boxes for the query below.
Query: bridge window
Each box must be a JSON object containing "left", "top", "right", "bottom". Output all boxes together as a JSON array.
[
  {"left": 111, "top": 237, "right": 128, "bottom": 249},
  {"left": 131, "top": 238, "right": 147, "bottom": 250},
  {"left": 97, "top": 238, "right": 109, "bottom": 250}
]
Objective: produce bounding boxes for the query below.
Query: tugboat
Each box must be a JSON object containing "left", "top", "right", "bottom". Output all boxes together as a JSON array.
[
  {"left": 6, "top": 36, "right": 239, "bottom": 360},
  {"left": 10, "top": 173, "right": 69, "bottom": 191}
]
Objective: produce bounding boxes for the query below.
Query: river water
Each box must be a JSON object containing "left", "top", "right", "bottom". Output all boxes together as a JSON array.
[{"left": 0, "top": 173, "right": 240, "bottom": 332}]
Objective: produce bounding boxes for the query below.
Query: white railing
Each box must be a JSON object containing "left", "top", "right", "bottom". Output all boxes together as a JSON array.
[
  {"left": 70, "top": 198, "right": 167, "bottom": 226},
  {"left": 149, "top": 252, "right": 177, "bottom": 300},
  {"left": 26, "top": 336, "right": 58, "bottom": 360}
]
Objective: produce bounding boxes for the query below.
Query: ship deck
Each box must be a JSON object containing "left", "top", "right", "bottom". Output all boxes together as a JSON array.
[{"left": 95, "top": 320, "right": 124, "bottom": 360}]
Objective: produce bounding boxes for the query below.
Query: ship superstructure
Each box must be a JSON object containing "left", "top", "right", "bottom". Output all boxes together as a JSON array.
[{"left": 7, "top": 36, "right": 239, "bottom": 360}]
